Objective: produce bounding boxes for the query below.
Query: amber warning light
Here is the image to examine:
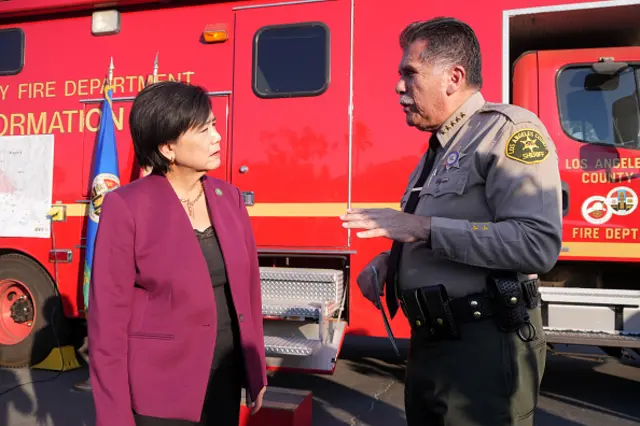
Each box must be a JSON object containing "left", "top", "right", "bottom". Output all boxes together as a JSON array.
[{"left": 203, "top": 25, "right": 228, "bottom": 43}]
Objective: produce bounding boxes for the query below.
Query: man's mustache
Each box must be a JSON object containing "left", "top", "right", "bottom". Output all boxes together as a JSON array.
[{"left": 399, "top": 95, "right": 414, "bottom": 107}]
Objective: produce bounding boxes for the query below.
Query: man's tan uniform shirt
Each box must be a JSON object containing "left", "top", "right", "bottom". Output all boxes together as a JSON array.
[{"left": 398, "top": 92, "right": 563, "bottom": 298}]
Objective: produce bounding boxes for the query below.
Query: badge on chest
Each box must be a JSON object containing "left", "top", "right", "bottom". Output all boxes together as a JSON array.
[{"left": 444, "top": 151, "right": 465, "bottom": 171}]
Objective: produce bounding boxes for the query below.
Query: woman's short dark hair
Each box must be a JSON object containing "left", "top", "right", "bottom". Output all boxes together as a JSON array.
[{"left": 130, "top": 81, "right": 212, "bottom": 175}]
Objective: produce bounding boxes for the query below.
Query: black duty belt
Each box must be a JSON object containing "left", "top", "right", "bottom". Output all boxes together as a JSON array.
[
  {"left": 400, "top": 279, "right": 540, "bottom": 341},
  {"left": 449, "top": 293, "right": 495, "bottom": 322}
]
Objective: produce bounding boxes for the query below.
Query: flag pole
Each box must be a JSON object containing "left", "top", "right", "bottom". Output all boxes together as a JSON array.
[
  {"left": 74, "top": 56, "right": 121, "bottom": 393},
  {"left": 140, "top": 53, "right": 158, "bottom": 178},
  {"left": 153, "top": 51, "right": 159, "bottom": 83},
  {"left": 108, "top": 57, "right": 114, "bottom": 88}
]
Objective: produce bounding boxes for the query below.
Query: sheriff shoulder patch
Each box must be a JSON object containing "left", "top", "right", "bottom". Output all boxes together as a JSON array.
[{"left": 504, "top": 128, "right": 549, "bottom": 165}]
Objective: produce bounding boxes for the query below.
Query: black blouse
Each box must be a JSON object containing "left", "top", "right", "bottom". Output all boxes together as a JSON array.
[{"left": 194, "top": 226, "right": 242, "bottom": 369}]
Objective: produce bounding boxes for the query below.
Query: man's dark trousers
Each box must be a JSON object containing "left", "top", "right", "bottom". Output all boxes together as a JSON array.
[{"left": 404, "top": 306, "right": 546, "bottom": 426}]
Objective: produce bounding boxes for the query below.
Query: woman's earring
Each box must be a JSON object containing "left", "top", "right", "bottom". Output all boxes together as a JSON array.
[{"left": 170, "top": 156, "right": 176, "bottom": 165}]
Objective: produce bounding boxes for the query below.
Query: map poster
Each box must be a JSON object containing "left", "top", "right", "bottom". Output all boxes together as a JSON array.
[{"left": 0, "top": 135, "right": 54, "bottom": 239}]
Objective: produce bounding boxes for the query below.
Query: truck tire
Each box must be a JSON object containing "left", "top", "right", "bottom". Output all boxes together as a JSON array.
[{"left": 0, "top": 253, "right": 67, "bottom": 368}]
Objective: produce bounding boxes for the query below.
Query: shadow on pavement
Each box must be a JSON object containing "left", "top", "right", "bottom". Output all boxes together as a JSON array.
[
  {"left": 535, "top": 409, "right": 586, "bottom": 426},
  {"left": 539, "top": 350, "right": 640, "bottom": 425},
  {"left": 267, "top": 334, "right": 408, "bottom": 425},
  {"left": 0, "top": 295, "right": 93, "bottom": 426},
  {"left": 6, "top": 323, "right": 640, "bottom": 426},
  {"left": 0, "top": 368, "right": 34, "bottom": 426}
]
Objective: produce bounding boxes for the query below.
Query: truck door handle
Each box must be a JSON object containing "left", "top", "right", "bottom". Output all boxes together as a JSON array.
[
  {"left": 242, "top": 191, "right": 255, "bottom": 206},
  {"left": 561, "top": 181, "right": 569, "bottom": 217}
]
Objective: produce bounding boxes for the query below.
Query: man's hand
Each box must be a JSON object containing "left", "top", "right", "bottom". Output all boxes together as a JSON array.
[
  {"left": 247, "top": 386, "right": 266, "bottom": 415},
  {"left": 340, "top": 208, "right": 431, "bottom": 243},
  {"left": 357, "top": 253, "right": 389, "bottom": 308}
]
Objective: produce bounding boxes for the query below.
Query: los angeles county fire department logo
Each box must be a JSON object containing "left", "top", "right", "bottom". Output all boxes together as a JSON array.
[
  {"left": 606, "top": 186, "right": 637, "bottom": 216},
  {"left": 89, "top": 173, "right": 120, "bottom": 222},
  {"left": 581, "top": 186, "right": 638, "bottom": 225},
  {"left": 581, "top": 195, "right": 613, "bottom": 225}
]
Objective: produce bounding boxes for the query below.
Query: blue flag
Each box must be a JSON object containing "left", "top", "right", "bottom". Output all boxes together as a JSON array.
[{"left": 83, "top": 82, "right": 120, "bottom": 313}]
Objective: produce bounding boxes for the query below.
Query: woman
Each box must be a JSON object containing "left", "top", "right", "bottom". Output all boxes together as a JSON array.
[{"left": 87, "top": 81, "right": 267, "bottom": 426}]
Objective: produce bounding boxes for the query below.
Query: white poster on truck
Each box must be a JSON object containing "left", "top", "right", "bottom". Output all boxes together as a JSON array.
[{"left": 0, "top": 135, "right": 54, "bottom": 239}]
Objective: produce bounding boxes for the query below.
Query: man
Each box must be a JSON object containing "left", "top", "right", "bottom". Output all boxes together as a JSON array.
[{"left": 341, "top": 17, "right": 562, "bottom": 426}]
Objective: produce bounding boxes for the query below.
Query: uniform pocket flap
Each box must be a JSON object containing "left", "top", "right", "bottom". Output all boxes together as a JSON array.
[{"left": 420, "top": 172, "right": 469, "bottom": 198}]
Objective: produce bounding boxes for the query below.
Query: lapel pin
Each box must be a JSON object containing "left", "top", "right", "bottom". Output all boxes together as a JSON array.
[{"left": 215, "top": 188, "right": 223, "bottom": 196}]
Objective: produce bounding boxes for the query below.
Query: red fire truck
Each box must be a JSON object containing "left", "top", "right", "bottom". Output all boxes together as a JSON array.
[{"left": 0, "top": 0, "right": 639, "bottom": 373}]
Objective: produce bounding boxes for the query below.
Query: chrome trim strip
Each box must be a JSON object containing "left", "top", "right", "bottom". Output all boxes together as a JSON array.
[
  {"left": 233, "top": 0, "right": 329, "bottom": 11},
  {"left": 347, "top": 0, "right": 355, "bottom": 246},
  {"left": 258, "top": 248, "right": 355, "bottom": 255},
  {"left": 79, "top": 91, "right": 231, "bottom": 103}
]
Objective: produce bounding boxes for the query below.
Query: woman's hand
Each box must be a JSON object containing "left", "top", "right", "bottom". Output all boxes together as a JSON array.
[{"left": 248, "top": 386, "right": 267, "bottom": 415}]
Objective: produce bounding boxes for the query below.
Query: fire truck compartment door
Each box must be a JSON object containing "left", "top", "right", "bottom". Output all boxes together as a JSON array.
[{"left": 232, "top": 0, "right": 351, "bottom": 248}]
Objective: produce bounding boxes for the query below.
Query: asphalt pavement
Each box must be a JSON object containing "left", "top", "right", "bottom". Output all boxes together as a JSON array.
[{"left": 2, "top": 336, "right": 640, "bottom": 425}]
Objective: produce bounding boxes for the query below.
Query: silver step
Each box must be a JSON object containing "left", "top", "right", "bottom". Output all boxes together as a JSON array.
[
  {"left": 544, "top": 328, "right": 640, "bottom": 348},
  {"left": 264, "top": 336, "right": 323, "bottom": 356},
  {"left": 540, "top": 287, "right": 640, "bottom": 338},
  {"left": 260, "top": 267, "right": 345, "bottom": 319},
  {"left": 264, "top": 320, "right": 348, "bottom": 372},
  {"left": 259, "top": 268, "right": 347, "bottom": 370},
  {"left": 262, "top": 300, "right": 340, "bottom": 319},
  {"left": 540, "top": 287, "right": 640, "bottom": 306}
]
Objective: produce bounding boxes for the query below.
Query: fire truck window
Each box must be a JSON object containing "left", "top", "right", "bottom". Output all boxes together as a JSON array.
[
  {"left": 0, "top": 28, "right": 25, "bottom": 76},
  {"left": 557, "top": 66, "right": 640, "bottom": 149},
  {"left": 253, "top": 23, "right": 329, "bottom": 98}
]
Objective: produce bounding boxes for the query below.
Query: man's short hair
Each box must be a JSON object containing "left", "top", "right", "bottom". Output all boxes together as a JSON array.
[
  {"left": 129, "top": 81, "right": 212, "bottom": 175},
  {"left": 399, "top": 17, "right": 482, "bottom": 89}
]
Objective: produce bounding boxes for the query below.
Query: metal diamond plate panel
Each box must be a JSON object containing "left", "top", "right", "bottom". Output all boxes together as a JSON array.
[
  {"left": 260, "top": 267, "right": 344, "bottom": 305},
  {"left": 262, "top": 300, "right": 339, "bottom": 318},
  {"left": 264, "top": 336, "right": 322, "bottom": 356}
]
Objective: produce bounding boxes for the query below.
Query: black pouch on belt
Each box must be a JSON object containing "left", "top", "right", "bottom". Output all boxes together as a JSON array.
[
  {"left": 401, "top": 284, "right": 459, "bottom": 339},
  {"left": 486, "top": 272, "right": 531, "bottom": 334}
]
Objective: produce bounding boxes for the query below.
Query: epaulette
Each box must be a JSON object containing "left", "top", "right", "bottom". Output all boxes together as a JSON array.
[{"left": 478, "top": 102, "right": 540, "bottom": 126}]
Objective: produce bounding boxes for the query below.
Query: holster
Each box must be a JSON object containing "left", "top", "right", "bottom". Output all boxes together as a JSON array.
[
  {"left": 486, "top": 272, "right": 536, "bottom": 333},
  {"left": 400, "top": 284, "right": 460, "bottom": 340}
]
